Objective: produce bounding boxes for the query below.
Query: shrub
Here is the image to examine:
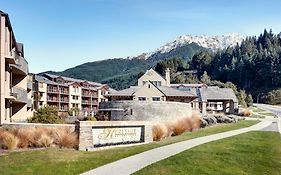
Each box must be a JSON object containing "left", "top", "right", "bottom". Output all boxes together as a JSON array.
[
  {"left": 28, "top": 105, "right": 63, "bottom": 124},
  {"left": 54, "top": 128, "right": 78, "bottom": 148},
  {"left": 68, "top": 107, "right": 80, "bottom": 116},
  {"left": 190, "top": 113, "right": 202, "bottom": 130},
  {"left": 173, "top": 118, "right": 192, "bottom": 136},
  {"left": 83, "top": 116, "right": 97, "bottom": 121},
  {"left": 37, "top": 134, "right": 53, "bottom": 147},
  {"left": 11, "top": 128, "right": 35, "bottom": 148},
  {"left": 243, "top": 109, "right": 252, "bottom": 117},
  {"left": 0, "top": 131, "right": 19, "bottom": 150},
  {"left": 152, "top": 124, "right": 168, "bottom": 141},
  {"left": 152, "top": 112, "right": 202, "bottom": 141}
]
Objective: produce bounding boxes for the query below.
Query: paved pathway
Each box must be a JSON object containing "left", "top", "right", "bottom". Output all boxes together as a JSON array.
[
  {"left": 81, "top": 119, "right": 272, "bottom": 175},
  {"left": 261, "top": 121, "right": 279, "bottom": 132}
]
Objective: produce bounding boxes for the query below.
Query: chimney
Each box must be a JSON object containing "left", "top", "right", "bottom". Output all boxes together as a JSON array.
[{"left": 165, "top": 68, "right": 170, "bottom": 87}]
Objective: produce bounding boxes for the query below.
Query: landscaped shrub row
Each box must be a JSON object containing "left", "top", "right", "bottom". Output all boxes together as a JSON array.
[
  {"left": 152, "top": 112, "right": 201, "bottom": 141},
  {"left": 152, "top": 113, "right": 245, "bottom": 141},
  {"left": 0, "top": 127, "right": 78, "bottom": 151}
]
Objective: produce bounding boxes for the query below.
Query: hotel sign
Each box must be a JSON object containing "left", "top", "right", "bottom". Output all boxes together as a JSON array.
[{"left": 92, "top": 125, "right": 145, "bottom": 148}]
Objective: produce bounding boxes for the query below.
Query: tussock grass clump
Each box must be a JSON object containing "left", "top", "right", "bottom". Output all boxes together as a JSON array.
[
  {"left": 0, "top": 127, "right": 78, "bottom": 150},
  {"left": 172, "top": 117, "right": 192, "bottom": 136},
  {"left": 152, "top": 111, "right": 202, "bottom": 141},
  {"left": 11, "top": 128, "right": 35, "bottom": 148},
  {"left": 54, "top": 128, "right": 78, "bottom": 149},
  {"left": 37, "top": 134, "right": 54, "bottom": 147},
  {"left": 243, "top": 109, "right": 253, "bottom": 117},
  {"left": 0, "top": 131, "right": 19, "bottom": 150},
  {"left": 152, "top": 124, "right": 168, "bottom": 141}
]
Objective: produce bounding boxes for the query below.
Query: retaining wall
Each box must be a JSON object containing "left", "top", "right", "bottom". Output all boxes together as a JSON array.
[
  {"left": 99, "top": 101, "right": 193, "bottom": 121},
  {"left": 1, "top": 122, "right": 76, "bottom": 132}
]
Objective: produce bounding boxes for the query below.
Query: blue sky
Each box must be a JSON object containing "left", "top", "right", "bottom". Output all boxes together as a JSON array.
[{"left": 2, "top": 0, "right": 281, "bottom": 73}]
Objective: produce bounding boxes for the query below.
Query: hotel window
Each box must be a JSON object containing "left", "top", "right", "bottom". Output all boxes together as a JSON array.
[
  {"left": 157, "top": 81, "right": 161, "bottom": 86},
  {"left": 138, "top": 97, "right": 146, "bottom": 101},
  {"left": 152, "top": 97, "right": 160, "bottom": 101},
  {"left": 39, "top": 82, "right": 43, "bottom": 88}
]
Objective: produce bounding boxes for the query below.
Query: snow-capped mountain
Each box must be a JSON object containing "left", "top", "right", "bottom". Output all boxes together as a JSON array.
[{"left": 135, "top": 33, "right": 244, "bottom": 60}]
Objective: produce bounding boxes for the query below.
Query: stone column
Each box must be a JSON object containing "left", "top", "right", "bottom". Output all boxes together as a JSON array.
[{"left": 202, "top": 102, "right": 207, "bottom": 115}]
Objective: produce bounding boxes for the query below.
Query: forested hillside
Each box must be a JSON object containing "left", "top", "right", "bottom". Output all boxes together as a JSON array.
[
  {"left": 156, "top": 30, "right": 281, "bottom": 104},
  {"left": 43, "top": 43, "right": 206, "bottom": 90}
]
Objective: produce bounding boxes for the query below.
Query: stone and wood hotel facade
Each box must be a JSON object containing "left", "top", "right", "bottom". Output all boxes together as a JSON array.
[{"left": 101, "top": 68, "right": 239, "bottom": 120}]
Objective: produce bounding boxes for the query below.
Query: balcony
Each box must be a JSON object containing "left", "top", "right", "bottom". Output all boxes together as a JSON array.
[
  {"left": 60, "top": 99, "right": 69, "bottom": 103},
  {"left": 59, "top": 107, "right": 69, "bottom": 112},
  {"left": 60, "top": 90, "right": 69, "bottom": 94},
  {"left": 47, "top": 89, "right": 59, "bottom": 94},
  {"left": 27, "top": 99, "right": 33, "bottom": 108},
  {"left": 11, "top": 86, "right": 28, "bottom": 104},
  {"left": 47, "top": 98, "right": 59, "bottom": 102},
  {"left": 11, "top": 56, "right": 28, "bottom": 75},
  {"left": 82, "top": 93, "right": 91, "bottom": 97},
  {"left": 27, "top": 80, "right": 32, "bottom": 91},
  {"left": 92, "top": 101, "right": 99, "bottom": 106},
  {"left": 5, "top": 50, "right": 16, "bottom": 64},
  {"left": 82, "top": 100, "right": 91, "bottom": 105}
]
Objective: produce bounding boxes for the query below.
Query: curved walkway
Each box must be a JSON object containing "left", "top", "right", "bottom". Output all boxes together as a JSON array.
[{"left": 81, "top": 119, "right": 273, "bottom": 175}]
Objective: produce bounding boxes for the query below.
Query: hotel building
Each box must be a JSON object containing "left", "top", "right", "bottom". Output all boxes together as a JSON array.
[
  {"left": 0, "top": 11, "right": 32, "bottom": 124},
  {"left": 33, "top": 74, "right": 109, "bottom": 116}
]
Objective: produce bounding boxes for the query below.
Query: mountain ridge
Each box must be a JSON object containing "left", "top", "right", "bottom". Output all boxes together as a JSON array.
[{"left": 42, "top": 33, "right": 244, "bottom": 90}]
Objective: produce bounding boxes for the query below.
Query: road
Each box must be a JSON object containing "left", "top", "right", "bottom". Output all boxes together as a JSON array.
[
  {"left": 254, "top": 103, "right": 281, "bottom": 133},
  {"left": 254, "top": 103, "right": 281, "bottom": 117}
]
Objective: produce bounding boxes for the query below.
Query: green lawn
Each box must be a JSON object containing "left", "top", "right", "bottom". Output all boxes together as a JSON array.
[
  {"left": 251, "top": 107, "right": 267, "bottom": 113},
  {"left": 250, "top": 114, "right": 266, "bottom": 118},
  {"left": 0, "top": 120, "right": 258, "bottom": 175},
  {"left": 260, "top": 112, "right": 278, "bottom": 117},
  {"left": 134, "top": 131, "right": 281, "bottom": 175}
]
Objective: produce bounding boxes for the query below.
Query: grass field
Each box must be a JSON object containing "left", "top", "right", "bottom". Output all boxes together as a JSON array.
[
  {"left": 134, "top": 131, "right": 281, "bottom": 175},
  {"left": 0, "top": 120, "right": 258, "bottom": 175},
  {"left": 251, "top": 106, "right": 267, "bottom": 113}
]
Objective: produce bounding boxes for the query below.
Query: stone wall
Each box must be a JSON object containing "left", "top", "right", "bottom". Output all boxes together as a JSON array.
[
  {"left": 99, "top": 101, "right": 193, "bottom": 121},
  {"left": 79, "top": 121, "right": 153, "bottom": 151},
  {"left": 1, "top": 122, "right": 76, "bottom": 132}
]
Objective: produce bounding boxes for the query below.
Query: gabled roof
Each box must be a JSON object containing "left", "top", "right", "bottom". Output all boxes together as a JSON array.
[
  {"left": 139, "top": 68, "right": 167, "bottom": 81},
  {"left": 171, "top": 83, "right": 207, "bottom": 88},
  {"left": 35, "top": 75, "right": 58, "bottom": 85},
  {"left": 106, "top": 81, "right": 197, "bottom": 98},
  {"left": 200, "top": 87, "right": 238, "bottom": 102},
  {"left": 105, "top": 86, "right": 139, "bottom": 96},
  {"left": 157, "top": 85, "right": 197, "bottom": 97},
  {"left": 41, "top": 73, "right": 105, "bottom": 87}
]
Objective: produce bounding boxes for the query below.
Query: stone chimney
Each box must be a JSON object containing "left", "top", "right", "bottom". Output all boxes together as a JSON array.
[{"left": 165, "top": 68, "right": 170, "bottom": 87}]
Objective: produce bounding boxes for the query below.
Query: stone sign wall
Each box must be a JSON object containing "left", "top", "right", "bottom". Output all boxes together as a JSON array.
[{"left": 79, "top": 121, "right": 153, "bottom": 151}]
